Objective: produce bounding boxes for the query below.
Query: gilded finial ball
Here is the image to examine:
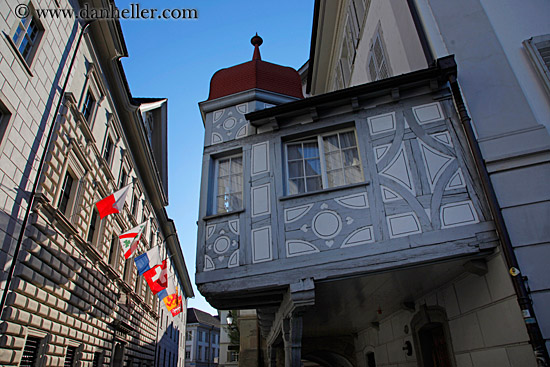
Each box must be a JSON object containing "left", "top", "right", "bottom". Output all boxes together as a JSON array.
[{"left": 251, "top": 33, "right": 263, "bottom": 47}]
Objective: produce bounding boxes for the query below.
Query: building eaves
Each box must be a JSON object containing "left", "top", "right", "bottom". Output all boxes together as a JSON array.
[{"left": 247, "top": 56, "right": 457, "bottom": 125}]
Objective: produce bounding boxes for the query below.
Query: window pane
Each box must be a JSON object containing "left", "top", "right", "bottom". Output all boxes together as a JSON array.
[
  {"left": 342, "top": 148, "right": 359, "bottom": 167},
  {"left": 323, "top": 135, "right": 339, "bottom": 152},
  {"left": 230, "top": 193, "right": 242, "bottom": 212},
  {"left": 327, "top": 169, "right": 345, "bottom": 187},
  {"left": 304, "top": 159, "right": 321, "bottom": 176},
  {"left": 218, "top": 159, "right": 230, "bottom": 177},
  {"left": 340, "top": 132, "right": 356, "bottom": 148},
  {"left": 287, "top": 144, "right": 302, "bottom": 160},
  {"left": 217, "top": 195, "right": 229, "bottom": 212},
  {"left": 325, "top": 151, "right": 342, "bottom": 171},
  {"left": 231, "top": 175, "right": 242, "bottom": 193},
  {"left": 306, "top": 177, "right": 322, "bottom": 192},
  {"left": 344, "top": 166, "right": 363, "bottom": 184},
  {"left": 28, "top": 21, "right": 39, "bottom": 41},
  {"left": 231, "top": 157, "right": 242, "bottom": 174},
  {"left": 218, "top": 176, "right": 230, "bottom": 194},
  {"left": 302, "top": 142, "right": 319, "bottom": 158},
  {"left": 289, "top": 178, "right": 305, "bottom": 195},
  {"left": 288, "top": 161, "right": 304, "bottom": 179},
  {"left": 19, "top": 37, "right": 29, "bottom": 55}
]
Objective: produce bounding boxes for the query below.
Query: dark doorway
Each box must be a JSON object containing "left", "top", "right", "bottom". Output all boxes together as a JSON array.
[
  {"left": 112, "top": 342, "right": 125, "bottom": 366},
  {"left": 418, "top": 323, "right": 452, "bottom": 367},
  {"left": 366, "top": 351, "right": 376, "bottom": 367}
]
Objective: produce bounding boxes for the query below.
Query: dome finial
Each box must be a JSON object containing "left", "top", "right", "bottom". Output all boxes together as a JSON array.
[{"left": 251, "top": 33, "right": 263, "bottom": 60}]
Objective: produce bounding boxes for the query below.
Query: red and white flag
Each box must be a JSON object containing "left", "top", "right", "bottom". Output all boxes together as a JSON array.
[
  {"left": 95, "top": 185, "right": 131, "bottom": 219},
  {"left": 170, "top": 294, "right": 183, "bottom": 317},
  {"left": 119, "top": 222, "right": 146, "bottom": 259},
  {"left": 143, "top": 259, "right": 168, "bottom": 294}
]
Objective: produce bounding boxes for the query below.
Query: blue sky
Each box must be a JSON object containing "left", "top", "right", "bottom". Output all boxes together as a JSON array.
[{"left": 117, "top": 0, "right": 315, "bottom": 315}]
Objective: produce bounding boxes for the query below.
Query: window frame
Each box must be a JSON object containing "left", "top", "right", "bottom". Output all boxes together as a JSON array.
[
  {"left": 367, "top": 23, "right": 392, "bottom": 82},
  {"left": 524, "top": 34, "right": 550, "bottom": 96},
  {"left": 0, "top": 97, "right": 14, "bottom": 150},
  {"left": 78, "top": 63, "right": 105, "bottom": 128},
  {"left": 57, "top": 170, "right": 77, "bottom": 217},
  {"left": 20, "top": 329, "right": 49, "bottom": 367},
  {"left": 8, "top": 2, "right": 44, "bottom": 69},
  {"left": 213, "top": 153, "right": 244, "bottom": 215},
  {"left": 86, "top": 209, "right": 100, "bottom": 244},
  {"left": 284, "top": 128, "right": 364, "bottom": 195}
]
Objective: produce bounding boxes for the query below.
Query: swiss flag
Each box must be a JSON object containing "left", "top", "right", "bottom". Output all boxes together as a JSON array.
[
  {"left": 95, "top": 185, "right": 131, "bottom": 219},
  {"left": 143, "top": 260, "right": 167, "bottom": 294}
]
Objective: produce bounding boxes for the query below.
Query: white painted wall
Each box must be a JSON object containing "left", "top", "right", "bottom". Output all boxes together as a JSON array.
[
  {"left": 478, "top": 0, "right": 550, "bottom": 133},
  {"left": 351, "top": 0, "right": 426, "bottom": 87}
]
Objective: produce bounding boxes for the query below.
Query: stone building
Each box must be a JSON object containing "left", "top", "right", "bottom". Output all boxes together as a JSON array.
[
  {"left": 185, "top": 308, "right": 220, "bottom": 366},
  {"left": 0, "top": 0, "right": 193, "bottom": 366},
  {"left": 195, "top": 1, "right": 550, "bottom": 365}
]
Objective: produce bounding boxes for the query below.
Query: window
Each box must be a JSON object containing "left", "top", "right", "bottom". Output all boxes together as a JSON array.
[
  {"left": 11, "top": 5, "right": 42, "bottom": 64},
  {"left": 186, "top": 330, "right": 193, "bottom": 341},
  {"left": 149, "top": 225, "right": 155, "bottom": 247},
  {"left": 0, "top": 102, "right": 12, "bottom": 145},
  {"left": 205, "top": 347, "right": 209, "bottom": 360},
  {"left": 185, "top": 351, "right": 190, "bottom": 359},
  {"left": 58, "top": 172, "right": 75, "bottom": 215},
  {"left": 87, "top": 210, "right": 99, "bottom": 243},
  {"left": 82, "top": 90, "right": 96, "bottom": 121},
  {"left": 123, "top": 259, "right": 132, "bottom": 283},
  {"left": 103, "top": 136, "right": 114, "bottom": 165},
  {"left": 367, "top": 26, "right": 391, "bottom": 81},
  {"left": 64, "top": 345, "right": 77, "bottom": 367},
  {"left": 119, "top": 169, "right": 128, "bottom": 189},
  {"left": 198, "top": 346, "right": 203, "bottom": 361},
  {"left": 286, "top": 130, "right": 363, "bottom": 195},
  {"left": 108, "top": 236, "right": 118, "bottom": 267},
  {"left": 229, "top": 350, "right": 239, "bottom": 362},
  {"left": 214, "top": 155, "right": 243, "bottom": 213},
  {"left": 92, "top": 351, "right": 104, "bottom": 367},
  {"left": 20, "top": 336, "right": 42, "bottom": 366},
  {"left": 132, "top": 194, "right": 139, "bottom": 217},
  {"left": 524, "top": 34, "right": 550, "bottom": 96}
]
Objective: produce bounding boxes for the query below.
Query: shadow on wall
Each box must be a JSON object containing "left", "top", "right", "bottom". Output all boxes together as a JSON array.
[
  {"left": 0, "top": 20, "right": 80, "bottom": 273},
  {"left": 155, "top": 322, "right": 181, "bottom": 367},
  {"left": 0, "top": 208, "right": 158, "bottom": 366}
]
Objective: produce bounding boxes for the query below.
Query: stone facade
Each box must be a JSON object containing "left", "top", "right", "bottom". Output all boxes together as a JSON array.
[{"left": 0, "top": 0, "right": 192, "bottom": 366}]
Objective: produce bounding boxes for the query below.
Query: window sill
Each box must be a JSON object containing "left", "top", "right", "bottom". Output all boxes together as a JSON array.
[
  {"left": 4, "top": 33, "right": 34, "bottom": 77},
  {"left": 279, "top": 181, "right": 370, "bottom": 201},
  {"left": 203, "top": 209, "right": 244, "bottom": 221}
]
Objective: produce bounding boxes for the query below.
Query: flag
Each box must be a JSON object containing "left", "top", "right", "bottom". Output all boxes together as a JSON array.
[
  {"left": 157, "top": 279, "right": 176, "bottom": 301},
  {"left": 119, "top": 222, "right": 146, "bottom": 259},
  {"left": 143, "top": 260, "right": 168, "bottom": 294},
  {"left": 134, "top": 246, "right": 162, "bottom": 275},
  {"left": 170, "top": 295, "right": 183, "bottom": 316},
  {"left": 158, "top": 281, "right": 179, "bottom": 312},
  {"left": 95, "top": 185, "right": 131, "bottom": 219}
]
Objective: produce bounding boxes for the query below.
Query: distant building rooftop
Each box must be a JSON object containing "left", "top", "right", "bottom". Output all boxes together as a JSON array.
[{"left": 187, "top": 308, "right": 220, "bottom": 328}]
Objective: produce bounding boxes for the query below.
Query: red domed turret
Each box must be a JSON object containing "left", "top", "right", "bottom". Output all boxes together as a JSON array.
[{"left": 208, "top": 34, "right": 304, "bottom": 101}]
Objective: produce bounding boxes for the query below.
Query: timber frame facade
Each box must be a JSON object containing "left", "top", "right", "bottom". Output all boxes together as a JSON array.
[{"left": 194, "top": 53, "right": 526, "bottom": 365}]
